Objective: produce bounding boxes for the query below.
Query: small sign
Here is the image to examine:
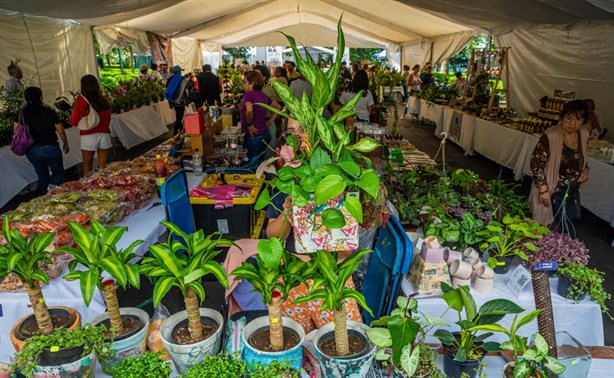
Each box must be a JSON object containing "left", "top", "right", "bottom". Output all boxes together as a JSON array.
[
  {"left": 506, "top": 265, "right": 532, "bottom": 297},
  {"left": 217, "top": 219, "right": 230, "bottom": 234},
  {"left": 50, "top": 346, "right": 60, "bottom": 352},
  {"left": 533, "top": 261, "right": 558, "bottom": 271},
  {"left": 0, "top": 304, "right": 3, "bottom": 317}
]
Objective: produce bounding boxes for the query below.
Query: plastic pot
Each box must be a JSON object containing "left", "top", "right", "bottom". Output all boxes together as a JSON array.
[
  {"left": 160, "top": 308, "right": 223, "bottom": 374},
  {"left": 313, "top": 320, "right": 376, "bottom": 378},
  {"left": 33, "top": 350, "right": 96, "bottom": 378},
  {"left": 493, "top": 256, "right": 513, "bottom": 274},
  {"left": 443, "top": 349, "right": 483, "bottom": 378},
  {"left": 10, "top": 306, "right": 81, "bottom": 353},
  {"left": 37, "top": 345, "right": 84, "bottom": 367},
  {"left": 557, "top": 274, "right": 586, "bottom": 301},
  {"left": 242, "top": 316, "right": 305, "bottom": 371},
  {"left": 92, "top": 307, "right": 150, "bottom": 369},
  {"left": 502, "top": 362, "right": 515, "bottom": 378}
]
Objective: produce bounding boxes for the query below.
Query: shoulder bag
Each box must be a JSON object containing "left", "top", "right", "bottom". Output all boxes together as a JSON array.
[
  {"left": 77, "top": 95, "right": 100, "bottom": 131},
  {"left": 11, "top": 109, "right": 35, "bottom": 156}
]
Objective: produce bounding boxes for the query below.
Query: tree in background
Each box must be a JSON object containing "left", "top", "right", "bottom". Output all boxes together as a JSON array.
[
  {"left": 224, "top": 47, "right": 251, "bottom": 61},
  {"left": 350, "top": 48, "right": 384, "bottom": 64},
  {"left": 447, "top": 35, "right": 491, "bottom": 74}
]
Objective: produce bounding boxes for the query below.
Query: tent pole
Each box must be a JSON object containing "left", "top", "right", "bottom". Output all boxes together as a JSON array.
[{"left": 118, "top": 48, "right": 123, "bottom": 73}]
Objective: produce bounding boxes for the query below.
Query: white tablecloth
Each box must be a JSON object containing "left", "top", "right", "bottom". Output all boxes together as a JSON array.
[
  {"left": 151, "top": 101, "right": 176, "bottom": 126},
  {"left": 402, "top": 263, "right": 605, "bottom": 346},
  {"left": 110, "top": 106, "right": 169, "bottom": 150},
  {"left": 0, "top": 127, "right": 82, "bottom": 209},
  {"left": 406, "top": 96, "right": 421, "bottom": 115},
  {"left": 420, "top": 101, "right": 444, "bottom": 136},
  {"left": 0, "top": 173, "right": 203, "bottom": 363}
]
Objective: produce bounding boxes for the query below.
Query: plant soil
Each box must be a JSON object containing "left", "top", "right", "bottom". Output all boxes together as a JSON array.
[
  {"left": 503, "top": 363, "right": 514, "bottom": 378},
  {"left": 445, "top": 344, "right": 484, "bottom": 360},
  {"left": 172, "top": 317, "right": 217, "bottom": 345},
  {"left": 20, "top": 314, "right": 70, "bottom": 339},
  {"left": 250, "top": 327, "right": 300, "bottom": 352},
  {"left": 319, "top": 334, "right": 366, "bottom": 357},
  {"left": 100, "top": 315, "right": 142, "bottom": 340}
]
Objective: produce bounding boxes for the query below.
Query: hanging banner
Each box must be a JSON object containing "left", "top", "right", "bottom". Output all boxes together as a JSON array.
[
  {"left": 147, "top": 32, "right": 170, "bottom": 64},
  {"left": 266, "top": 46, "right": 283, "bottom": 65}
]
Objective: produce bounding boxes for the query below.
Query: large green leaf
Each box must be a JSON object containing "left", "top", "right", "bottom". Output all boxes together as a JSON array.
[
  {"left": 66, "top": 221, "right": 93, "bottom": 258},
  {"left": 337, "top": 160, "right": 361, "bottom": 177},
  {"left": 183, "top": 268, "right": 207, "bottom": 284},
  {"left": 293, "top": 165, "right": 314, "bottom": 179},
  {"left": 544, "top": 356, "right": 566, "bottom": 375},
  {"left": 366, "top": 328, "right": 392, "bottom": 347},
  {"left": 315, "top": 115, "right": 334, "bottom": 152},
  {"left": 291, "top": 184, "right": 310, "bottom": 207},
  {"left": 278, "top": 166, "right": 294, "bottom": 181},
  {"left": 329, "top": 92, "right": 361, "bottom": 124},
  {"left": 149, "top": 244, "right": 184, "bottom": 278},
  {"left": 342, "top": 195, "right": 362, "bottom": 224},
  {"left": 98, "top": 255, "right": 127, "bottom": 288},
  {"left": 258, "top": 238, "right": 283, "bottom": 269},
  {"left": 478, "top": 299, "right": 524, "bottom": 316},
  {"left": 315, "top": 164, "right": 343, "bottom": 177},
  {"left": 321, "top": 208, "right": 346, "bottom": 229},
  {"left": 125, "top": 264, "right": 140, "bottom": 289},
  {"left": 300, "top": 175, "right": 321, "bottom": 193},
  {"left": 342, "top": 288, "right": 372, "bottom": 316},
  {"left": 310, "top": 148, "right": 332, "bottom": 169},
  {"left": 153, "top": 276, "right": 176, "bottom": 307},
  {"left": 354, "top": 169, "right": 380, "bottom": 198},
  {"left": 202, "top": 260, "right": 229, "bottom": 289},
  {"left": 314, "top": 175, "right": 346, "bottom": 205},
  {"left": 400, "top": 344, "right": 421, "bottom": 377},
  {"left": 513, "top": 361, "right": 532, "bottom": 377},
  {"left": 187, "top": 281, "right": 206, "bottom": 303},
  {"left": 80, "top": 269, "right": 99, "bottom": 307},
  {"left": 442, "top": 287, "right": 463, "bottom": 312},
  {"left": 347, "top": 137, "right": 380, "bottom": 153},
  {"left": 101, "top": 225, "right": 127, "bottom": 248},
  {"left": 255, "top": 189, "right": 271, "bottom": 211},
  {"left": 515, "top": 309, "right": 541, "bottom": 331},
  {"left": 459, "top": 285, "right": 477, "bottom": 321},
  {"left": 469, "top": 324, "right": 508, "bottom": 334},
  {"left": 534, "top": 333, "right": 548, "bottom": 355},
  {"left": 389, "top": 315, "right": 420, "bottom": 367}
]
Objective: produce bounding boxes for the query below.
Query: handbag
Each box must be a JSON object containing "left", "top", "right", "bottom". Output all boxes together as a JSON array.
[
  {"left": 77, "top": 95, "right": 100, "bottom": 131},
  {"left": 551, "top": 185, "right": 582, "bottom": 221},
  {"left": 10, "top": 109, "right": 35, "bottom": 156}
]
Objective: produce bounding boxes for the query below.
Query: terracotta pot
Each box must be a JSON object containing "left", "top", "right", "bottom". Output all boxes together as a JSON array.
[{"left": 10, "top": 306, "right": 81, "bottom": 353}]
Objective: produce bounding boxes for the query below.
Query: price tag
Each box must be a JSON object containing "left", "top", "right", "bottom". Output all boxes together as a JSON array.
[
  {"left": 271, "top": 318, "right": 279, "bottom": 324},
  {"left": 50, "top": 346, "right": 60, "bottom": 352},
  {"left": 506, "top": 265, "right": 532, "bottom": 297},
  {"left": 533, "top": 261, "right": 558, "bottom": 271},
  {"left": 39, "top": 298, "right": 45, "bottom": 304}
]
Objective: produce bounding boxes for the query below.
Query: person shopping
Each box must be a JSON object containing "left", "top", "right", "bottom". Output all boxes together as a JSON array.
[
  {"left": 530, "top": 99, "right": 590, "bottom": 227},
  {"left": 339, "top": 70, "right": 374, "bottom": 123},
  {"left": 69, "top": 74, "right": 111, "bottom": 176},
  {"left": 164, "top": 66, "right": 190, "bottom": 135},
  {"left": 14, "top": 86, "right": 69, "bottom": 195},
  {"left": 240, "top": 71, "right": 280, "bottom": 163}
]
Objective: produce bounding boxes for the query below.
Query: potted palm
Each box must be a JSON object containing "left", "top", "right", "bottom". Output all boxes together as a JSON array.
[
  {"left": 60, "top": 221, "right": 149, "bottom": 369},
  {"left": 433, "top": 283, "right": 524, "bottom": 378},
  {"left": 255, "top": 17, "right": 382, "bottom": 254},
  {"left": 231, "top": 237, "right": 310, "bottom": 371},
  {"left": 299, "top": 249, "right": 375, "bottom": 377},
  {"left": 139, "top": 221, "right": 233, "bottom": 374},
  {"left": 1, "top": 222, "right": 81, "bottom": 353},
  {"left": 11, "top": 324, "right": 113, "bottom": 378}
]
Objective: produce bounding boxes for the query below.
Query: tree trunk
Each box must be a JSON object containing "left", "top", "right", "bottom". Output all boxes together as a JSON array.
[
  {"left": 25, "top": 280, "right": 54, "bottom": 335},
  {"left": 268, "top": 295, "right": 284, "bottom": 351},
  {"left": 333, "top": 304, "right": 350, "bottom": 356},
  {"left": 102, "top": 283, "right": 124, "bottom": 335},
  {"left": 184, "top": 287, "right": 204, "bottom": 341}
]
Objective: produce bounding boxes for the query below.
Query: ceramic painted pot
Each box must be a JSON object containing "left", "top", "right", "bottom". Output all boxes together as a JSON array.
[
  {"left": 92, "top": 307, "right": 150, "bottom": 369},
  {"left": 33, "top": 350, "right": 96, "bottom": 378},
  {"left": 160, "top": 308, "right": 223, "bottom": 374},
  {"left": 313, "top": 320, "right": 376, "bottom": 378},
  {"left": 242, "top": 316, "right": 305, "bottom": 371}
]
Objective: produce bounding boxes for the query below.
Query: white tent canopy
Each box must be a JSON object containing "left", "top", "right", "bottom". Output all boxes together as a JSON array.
[{"left": 1, "top": 0, "right": 613, "bottom": 139}]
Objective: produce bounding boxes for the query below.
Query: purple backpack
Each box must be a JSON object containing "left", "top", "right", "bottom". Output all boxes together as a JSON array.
[{"left": 11, "top": 109, "right": 35, "bottom": 156}]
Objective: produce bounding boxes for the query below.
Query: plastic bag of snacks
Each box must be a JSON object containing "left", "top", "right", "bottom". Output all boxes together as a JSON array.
[{"left": 147, "top": 303, "right": 171, "bottom": 360}]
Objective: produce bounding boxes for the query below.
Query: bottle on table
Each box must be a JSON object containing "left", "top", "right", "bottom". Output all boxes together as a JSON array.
[
  {"left": 154, "top": 154, "right": 167, "bottom": 198},
  {"left": 193, "top": 149, "right": 203, "bottom": 176}
]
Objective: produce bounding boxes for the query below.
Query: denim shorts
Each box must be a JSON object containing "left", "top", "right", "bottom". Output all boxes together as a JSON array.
[{"left": 80, "top": 133, "right": 112, "bottom": 151}]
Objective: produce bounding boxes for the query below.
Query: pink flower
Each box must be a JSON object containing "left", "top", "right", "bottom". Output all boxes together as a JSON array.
[{"left": 279, "top": 145, "right": 301, "bottom": 168}]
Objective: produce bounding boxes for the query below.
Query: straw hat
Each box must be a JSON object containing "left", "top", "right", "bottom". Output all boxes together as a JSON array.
[{"left": 140, "top": 63, "right": 149, "bottom": 70}]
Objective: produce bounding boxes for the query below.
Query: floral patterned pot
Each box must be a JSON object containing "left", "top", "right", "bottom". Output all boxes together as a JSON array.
[{"left": 33, "top": 350, "right": 96, "bottom": 378}]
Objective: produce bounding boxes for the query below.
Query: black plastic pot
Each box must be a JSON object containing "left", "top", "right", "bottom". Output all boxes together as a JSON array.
[
  {"left": 37, "top": 345, "right": 84, "bottom": 367},
  {"left": 443, "top": 349, "right": 483, "bottom": 378},
  {"left": 17, "top": 308, "right": 72, "bottom": 341},
  {"left": 493, "top": 256, "right": 513, "bottom": 274},
  {"left": 557, "top": 274, "right": 586, "bottom": 301}
]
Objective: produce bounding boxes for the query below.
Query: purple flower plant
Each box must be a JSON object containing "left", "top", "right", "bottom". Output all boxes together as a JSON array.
[{"left": 528, "top": 232, "right": 590, "bottom": 266}]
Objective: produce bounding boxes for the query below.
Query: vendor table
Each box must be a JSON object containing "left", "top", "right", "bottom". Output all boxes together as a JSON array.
[
  {"left": 151, "top": 100, "right": 176, "bottom": 126},
  {"left": 0, "top": 173, "right": 202, "bottom": 362},
  {"left": 401, "top": 261, "right": 605, "bottom": 347},
  {"left": 0, "top": 127, "right": 82, "bottom": 209},
  {"left": 420, "top": 100, "right": 444, "bottom": 135},
  {"left": 110, "top": 105, "right": 170, "bottom": 150}
]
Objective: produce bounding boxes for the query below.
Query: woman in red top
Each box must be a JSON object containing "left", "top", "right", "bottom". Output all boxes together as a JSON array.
[{"left": 69, "top": 74, "right": 112, "bottom": 175}]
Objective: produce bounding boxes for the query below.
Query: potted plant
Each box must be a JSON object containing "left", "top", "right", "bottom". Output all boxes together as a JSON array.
[
  {"left": 231, "top": 237, "right": 309, "bottom": 371},
  {"left": 476, "top": 215, "right": 549, "bottom": 274},
  {"left": 526, "top": 232, "right": 589, "bottom": 267},
  {"left": 139, "top": 221, "right": 233, "bottom": 374},
  {"left": 502, "top": 333, "right": 565, "bottom": 378},
  {"left": 109, "top": 351, "right": 172, "bottom": 378},
  {"left": 11, "top": 324, "right": 113, "bottom": 378},
  {"left": 299, "top": 249, "right": 375, "bottom": 377},
  {"left": 433, "top": 283, "right": 524, "bottom": 378},
  {"left": 0, "top": 222, "right": 81, "bottom": 353},
  {"left": 255, "top": 17, "right": 382, "bottom": 254},
  {"left": 182, "top": 353, "right": 246, "bottom": 378},
  {"left": 61, "top": 221, "right": 149, "bottom": 369},
  {"left": 557, "top": 263, "right": 613, "bottom": 319}
]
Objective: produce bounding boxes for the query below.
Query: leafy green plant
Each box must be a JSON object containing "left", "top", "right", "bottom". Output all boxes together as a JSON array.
[
  {"left": 558, "top": 263, "right": 612, "bottom": 318},
  {"left": 458, "top": 212, "right": 486, "bottom": 250},
  {"left": 140, "top": 221, "right": 234, "bottom": 342},
  {"left": 450, "top": 169, "right": 479, "bottom": 192},
  {"left": 61, "top": 221, "right": 143, "bottom": 336},
  {"left": 231, "top": 237, "right": 309, "bottom": 350},
  {"left": 0, "top": 221, "right": 57, "bottom": 335},
  {"left": 434, "top": 283, "right": 524, "bottom": 362},
  {"left": 12, "top": 325, "right": 113, "bottom": 377},
  {"left": 509, "top": 333, "right": 565, "bottom": 378},
  {"left": 255, "top": 17, "right": 381, "bottom": 230},
  {"left": 182, "top": 353, "right": 246, "bottom": 377},
  {"left": 299, "top": 249, "right": 372, "bottom": 356},
  {"left": 249, "top": 359, "right": 299, "bottom": 378},
  {"left": 109, "top": 351, "right": 171, "bottom": 378}
]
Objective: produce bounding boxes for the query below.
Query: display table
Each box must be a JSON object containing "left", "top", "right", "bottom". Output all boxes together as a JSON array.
[
  {"left": 401, "top": 262, "right": 605, "bottom": 347},
  {"left": 0, "top": 127, "right": 82, "bottom": 209},
  {"left": 151, "top": 100, "right": 176, "bottom": 126},
  {"left": 0, "top": 173, "right": 202, "bottom": 362},
  {"left": 420, "top": 100, "right": 444, "bottom": 135},
  {"left": 110, "top": 106, "right": 170, "bottom": 149}
]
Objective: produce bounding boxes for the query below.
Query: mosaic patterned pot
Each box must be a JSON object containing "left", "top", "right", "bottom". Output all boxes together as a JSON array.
[{"left": 242, "top": 316, "right": 305, "bottom": 371}]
